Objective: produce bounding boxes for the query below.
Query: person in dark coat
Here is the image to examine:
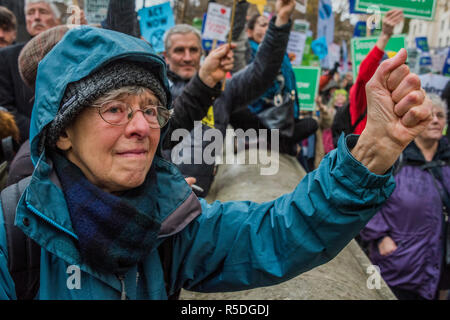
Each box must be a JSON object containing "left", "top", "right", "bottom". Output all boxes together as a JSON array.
[
  {"left": 361, "top": 94, "right": 450, "bottom": 300},
  {"left": 0, "top": 0, "right": 62, "bottom": 145},
  {"left": 0, "top": 5, "right": 17, "bottom": 48},
  {"left": 162, "top": 0, "right": 300, "bottom": 197}
]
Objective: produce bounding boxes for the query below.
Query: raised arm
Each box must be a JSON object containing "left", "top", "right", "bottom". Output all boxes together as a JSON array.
[
  {"left": 351, "top": 48, "right": 432, "bottom": 175},
  {"left": 223, "top": 0, "right": 296, "bottom": 110}
]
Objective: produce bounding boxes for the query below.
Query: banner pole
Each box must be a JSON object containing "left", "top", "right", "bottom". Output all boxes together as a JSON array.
[{"left": 221, "top": 0, "right": 238, "bottom": 91}]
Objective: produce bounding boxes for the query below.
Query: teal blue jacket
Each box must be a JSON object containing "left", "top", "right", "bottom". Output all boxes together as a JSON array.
[{"left": 0, "top": 26, "right": 395, "bottom": 300}]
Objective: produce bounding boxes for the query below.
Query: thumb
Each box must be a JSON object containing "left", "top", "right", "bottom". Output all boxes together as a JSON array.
[{"left": 372, "top": 48, "right": 408, "bottom": 89}]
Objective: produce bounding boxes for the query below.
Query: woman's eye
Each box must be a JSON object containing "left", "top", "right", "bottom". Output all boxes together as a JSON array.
[
  {"left": 144, "top": 108, "right": 156, "bottom": 116},
  {"left": 103, "top": 105, "right": 125, "bottom": 114}
]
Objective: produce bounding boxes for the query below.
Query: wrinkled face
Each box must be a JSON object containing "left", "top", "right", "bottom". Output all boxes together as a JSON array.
[
  {"left": 247, "top": 16, "right": 269, "bottom": 44},
  {"left": 56, "top": 90, "right": 161, "bottom": 193},
  {"left": 164, "top": 32, "right": 202, "bottom": 80},
  {"left": 417, "top": 104, "right": 446, "bottom": 142},
  {"left": 25, "top": 2, "right": 60, "bottom": 37},
  {"left": 0, "top": 26, "right": 16, "bottom": 47}
]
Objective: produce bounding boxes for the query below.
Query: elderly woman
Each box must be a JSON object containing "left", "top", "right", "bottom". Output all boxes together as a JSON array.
[
  {"left": 0, "top": 24, "right": 431, "bottom": 300},
  {"left": 361, "top": 94, "right": 450, "bottom": 300}
]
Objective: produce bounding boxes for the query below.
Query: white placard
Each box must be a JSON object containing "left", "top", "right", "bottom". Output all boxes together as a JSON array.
[{"left": 202, "top": 3, "right": 231, "bottom": 42}]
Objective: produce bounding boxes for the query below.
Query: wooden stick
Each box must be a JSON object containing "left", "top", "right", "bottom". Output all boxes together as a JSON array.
[{"left": 221, "top": 0, "right": 238, "bottom": 91}]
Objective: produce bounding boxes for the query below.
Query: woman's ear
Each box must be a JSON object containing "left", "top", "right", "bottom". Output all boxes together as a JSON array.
[{"left": 55, "top": 131, "right": 72, "bottom": 151}]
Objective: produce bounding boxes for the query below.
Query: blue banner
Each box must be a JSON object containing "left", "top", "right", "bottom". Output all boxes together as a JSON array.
[
  {"left": 349, "top": 0, "right": 366, "bottom": 14},
  {"left": 443, "top": 49, "right": 450, "bottom": 77},
  {"left": 138, "top": 2, "right": 175, "bottom": 53},
  {"left": 311, "top": 37, "right": 328, "bottom": 60},
  {"left": 353, "top": 21, "right": 366, "bottom": 38},
  {"left": 415, "top": 37, "right": 430, "bottom": 52}
]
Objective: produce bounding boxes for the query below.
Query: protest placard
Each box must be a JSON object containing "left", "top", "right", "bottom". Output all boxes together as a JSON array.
[
  {"left": 443, "top": 48, "right": 450, "bottom": 77},
  {"left": 288, "top": 20, "right": 309, "bottom": 67},
  {"left": 138, "top": 1, "right": 175, "bottom": 53},
  {"left": 293, "top": 67, "right": 321, "bottom": 111},
  {"left": 83, "top": 0, "right": 108, "bottom": 24},
  {"left": 419, "top": 74, "right": 450, "bottom": 96},
  {"left": 355, "top": 0, "right": 437, "bottom": 20},
  {"left": 351, "top": 35, "right": 406, "bottom": 80},
  {"left": 202, "top": 3, "right": 231, "bottom": 43}
]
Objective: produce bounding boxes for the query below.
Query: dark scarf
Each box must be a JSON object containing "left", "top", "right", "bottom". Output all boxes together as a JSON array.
[{"left": 51, "top": 151, "right": 161, "bottom": 275}]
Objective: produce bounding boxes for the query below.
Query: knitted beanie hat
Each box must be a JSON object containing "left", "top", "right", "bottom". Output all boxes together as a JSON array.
[{"left": 45, "top": 60, "right": 168, "bottom": 149}]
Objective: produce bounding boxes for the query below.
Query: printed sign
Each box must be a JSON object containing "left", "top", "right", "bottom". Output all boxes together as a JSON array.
[
  {"left": 287, "top": 20, "right": 309, "bottom": 67},
  {"left": 293, "top": 67, "right": 321, "bottom": 111},
  {"left": 351, "top": 35, "right": 406, "bottom": 80},
  {"left": 419, "top": 74, "right": 450, "bottom": 96},
  {"left": 202, "top": 3, "right": 231, "bottom": 43},
  {"left": 83, "top": 0, "right": 108, "bottom": 24},
  {"left": 138, "top": 2, "right": 175, "bottom": 53},
  {"left": 443, "top": 48, "right": 450, "bottom": 77},
  {"left": 355, "top": 0, "right": 437, "bottom": 20}
]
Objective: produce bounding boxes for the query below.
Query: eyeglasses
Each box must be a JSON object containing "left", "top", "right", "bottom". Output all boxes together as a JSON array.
[{"left": 95, "top": 101, "right": 171, "bottom": 129}]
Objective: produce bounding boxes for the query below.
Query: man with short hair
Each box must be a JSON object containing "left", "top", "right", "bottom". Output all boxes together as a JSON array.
[
  {"left": 0, "top": 6, "right": 17, "bottom": 48},
  {"left": 0, "top": 0, "right": 62, "bottom": 145},
  {"left": 163, "top": 0, "right": 298, "bottom": 197}
]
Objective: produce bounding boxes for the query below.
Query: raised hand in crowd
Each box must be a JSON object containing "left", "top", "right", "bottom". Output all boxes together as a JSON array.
[
  {"left": 67, "top": 7, "right": 88, "bottom": 25},
  {"left": 376, "top": 10, "right": 404, "bottom": 51},
  {"left": 275, "top": 0, "right": 296, "bottom": 26},
  {"left": 351, "top": 48, "right": 432, "bottom": 175},
  {"left": 198, "top": 43, "right": 236, "bottom": 88}
]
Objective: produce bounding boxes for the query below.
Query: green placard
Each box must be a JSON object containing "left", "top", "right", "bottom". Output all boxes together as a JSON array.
[
  {"left": 351, "top": 35, "right": 406, "bottom": 81},
  {"left": 293, "top": 67, "right": 321, "bottom": 112},
  {"left": 355, "top": 0, "right": 437, "bottom": 20}
]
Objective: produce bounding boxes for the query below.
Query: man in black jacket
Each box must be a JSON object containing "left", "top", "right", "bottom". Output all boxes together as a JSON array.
[
  {"left": 0, "top": 0, "right": 62, "bottom": 145},
  {"left": 164, "top": 0, "right": 295, "bottom": 197},
  {"left": 162, "top": 0, "right": 297, "bottom": 197}
]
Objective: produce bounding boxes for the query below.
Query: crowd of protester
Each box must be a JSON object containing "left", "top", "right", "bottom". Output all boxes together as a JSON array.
[{"left": 0, "top": 0, "right": 447, "bottom": 301}]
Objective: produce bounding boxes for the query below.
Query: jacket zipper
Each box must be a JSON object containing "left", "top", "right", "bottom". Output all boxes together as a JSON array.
[{"left": 117, "top": 275, "right": 127, "bottom": 300}]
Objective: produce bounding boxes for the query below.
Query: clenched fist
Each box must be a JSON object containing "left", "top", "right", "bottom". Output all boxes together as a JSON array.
[{"left": 351, "top": 48, "right": 432, "bottom": 175}]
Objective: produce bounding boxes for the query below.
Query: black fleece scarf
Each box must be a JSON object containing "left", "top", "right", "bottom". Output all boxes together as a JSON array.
[{"left": 51, "top": 151, "right": 161, "bottom": 275}]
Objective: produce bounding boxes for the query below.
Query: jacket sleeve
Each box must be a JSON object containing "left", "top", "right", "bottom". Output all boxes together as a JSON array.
[
  {"left": 165, "top": 135, "right": 396, "bottom": 294},
  {"left": 162, "top": 74, "right": 222, "bottom": 150},
  {"left": 223, "top": 17, "right": 292, "bottom": 114},
  {"left": 101, "top": 0, "right": 140, "bottom": 38},
  {"left": 349, "top": 45, "right": 384, "bottom": 135},
  {"left": 0, "top": 205, "right": 17, "bottom": 300}
]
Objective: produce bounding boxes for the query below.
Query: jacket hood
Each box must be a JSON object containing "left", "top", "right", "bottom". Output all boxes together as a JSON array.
[{"left": 29, "top": 26, "right": 172, "bottom": 165}]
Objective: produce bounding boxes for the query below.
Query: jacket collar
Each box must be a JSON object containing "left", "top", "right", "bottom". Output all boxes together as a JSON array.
[
  {"left": 14, "top": 153, "right": 202, "bottom": 289},
  {"left": 403, "top": 137, "right": 450, "bottom": 164}
]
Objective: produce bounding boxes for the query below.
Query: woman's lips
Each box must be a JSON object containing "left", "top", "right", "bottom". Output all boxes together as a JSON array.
[{"left": 116, "top": 150, "right": 148, "bottom": 157}]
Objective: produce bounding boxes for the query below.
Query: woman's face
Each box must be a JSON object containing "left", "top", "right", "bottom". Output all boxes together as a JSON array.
[
  {"left": 247, "top": 16, "right": 269, "bottom": 44},
  {"left": 417, "top": 104, "right": 446, "bottom": 142},
  {"left": 334, "top": 93, "right": 347, "bottom": 108},
  {"left": 56, "top": 89, "right": 161, "bottom": 193}
]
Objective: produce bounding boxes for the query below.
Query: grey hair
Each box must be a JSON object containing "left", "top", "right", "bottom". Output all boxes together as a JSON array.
[
  {"left": 163, "top": 24, "right": 202, "bottom": 52},
  {"left": 91, "top": 86, "right": 157, "bottom": 107},
  {"left": 428, "top": 93, "right": 448, "bottom": 115},
  {"left": 25, "top": 0, "right": 62, "bottom": 19}
]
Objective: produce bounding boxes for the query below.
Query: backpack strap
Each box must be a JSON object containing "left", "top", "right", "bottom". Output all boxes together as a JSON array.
[
  {"left": 157, "top": 238, "right": 181, "bottom": 300},
  {"left": 1, "top": 176, "right": 40, "bottom": 300}
]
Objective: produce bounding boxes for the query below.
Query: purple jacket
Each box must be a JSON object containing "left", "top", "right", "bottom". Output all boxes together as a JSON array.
[{"left": 361, "top": 139, "right": 450, "bottom": 300}]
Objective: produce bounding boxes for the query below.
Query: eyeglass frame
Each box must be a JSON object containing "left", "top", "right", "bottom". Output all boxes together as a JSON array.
[{"left": 93, "top": 100, "right": 171, "bottom": 129}]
